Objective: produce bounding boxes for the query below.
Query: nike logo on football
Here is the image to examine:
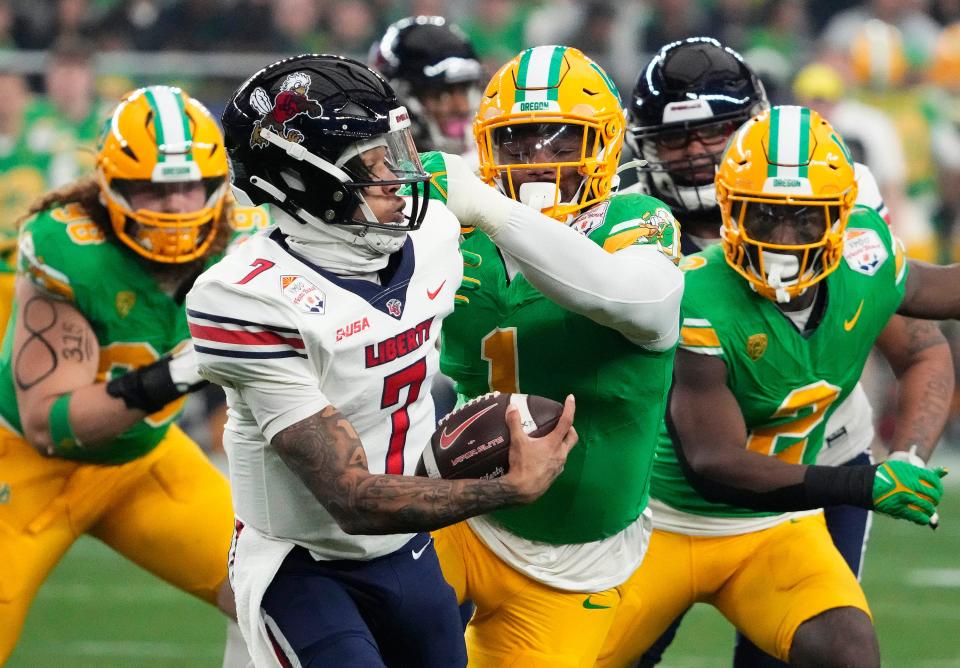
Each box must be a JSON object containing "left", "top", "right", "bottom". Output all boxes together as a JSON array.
[
  {"left": 412, "top": 536, "right": 433, "bottom": 560},
  {"left": 427, "top": 281, "right": 446, "bottom": 300},
  {"left": 582, "top": 596, "right": 611, "bottom": 610},
  {"left": 843, "top": 300, "right": 864, "bottom": 331},
  {"left": 438, "top": 404, "right": 499, "bottom": 450}
]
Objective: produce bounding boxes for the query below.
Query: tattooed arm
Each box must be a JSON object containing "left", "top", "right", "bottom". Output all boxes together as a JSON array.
[
  {"left": 13, "top": 277, "right": 149, "bottom": 454},
  {"left": 874, "top": 314, "right": 953, "bottom": 462},
  {"left": 271, "top": 398, "right": 578, "bottom": 535}
]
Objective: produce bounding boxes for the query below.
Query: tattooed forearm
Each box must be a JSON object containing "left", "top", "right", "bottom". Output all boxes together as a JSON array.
[
  {"left": 15, "top": 297, "right": 59, "bottom": 390},
  {"left": 61, "top": 319, "right": 93, "bottom": 363},
  {"left": 272, "top": 405, "right": 523, "bottom": 535},
  {"left": 890, "top": 319, "right": 953, "bottom": 460}
]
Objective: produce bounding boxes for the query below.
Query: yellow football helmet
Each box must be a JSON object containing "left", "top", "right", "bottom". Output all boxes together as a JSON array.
[
  {"left": 927, "top": 22, "right": 960, "bottom": 90},
  {"left": 474, "top": 45, "right": 624, "bottom": 221},
  {"left": 717, "top": 105, "right": 858, "bottom": 303},
  {"left": 850, "top": 19, "right": 907, "bottom": 89},
  {"left": 97, "top": 85, "right": 229, "bottom": 263}
]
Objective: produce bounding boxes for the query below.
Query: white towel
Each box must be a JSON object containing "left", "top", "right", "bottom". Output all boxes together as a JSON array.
[{"left": 230, "top": 524, "right": 296, "bottom": 667}]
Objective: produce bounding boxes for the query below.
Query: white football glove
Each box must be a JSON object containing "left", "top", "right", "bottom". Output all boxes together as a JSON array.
[
  {"left": 441, "top": 152, "right": 517, "bottom": 236},
  {"left": 167, "top": 341, "right": 207, "bottom": 393},
  {"left": 886, "top": 444, "right": 927, "bottom": 469}
]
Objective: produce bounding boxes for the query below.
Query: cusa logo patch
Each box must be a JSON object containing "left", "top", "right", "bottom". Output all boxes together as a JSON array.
[{"left": 336, "top": 317, "right": 369, "bottom": 342}]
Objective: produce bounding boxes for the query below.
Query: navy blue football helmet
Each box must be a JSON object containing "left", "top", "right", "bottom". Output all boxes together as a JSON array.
[
  {"left": 222, "top": 54, "right": 431, "bottom": 233},
  {"left": 370, "top": 16, "right": 482, "bottom": 154},
  {"left": 628, "top": 37, "right": 768, "bottom": 213}
]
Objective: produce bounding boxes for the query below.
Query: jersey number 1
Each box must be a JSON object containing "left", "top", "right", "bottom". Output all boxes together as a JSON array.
[
  {"left": 381, "top": 358, "right": 427, "bottom": 474},
  {"left": 481, "top": 327, "right": 519, "bottom": 393}
]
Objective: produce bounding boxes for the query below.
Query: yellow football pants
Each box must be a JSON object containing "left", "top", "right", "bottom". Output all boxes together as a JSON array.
[
  {"left": 433, "top": 520, "right": 622, "bottom": 668},
  {"left": 0, "top": 423, "right": 235, "bottom": 664},
  {"left": 596, "top": 513, "right": 870, "bottom": 666}
]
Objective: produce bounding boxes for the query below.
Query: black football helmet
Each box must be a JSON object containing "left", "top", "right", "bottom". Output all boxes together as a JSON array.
[
  {"left": 222, "top": 54, "right": 431, "bottom": 241},
  {"left": 370, "top": 16, "right": 482, "bottom": 154},
  {"left": 628, "top": 37, "right": 768, "bottom": 213}
]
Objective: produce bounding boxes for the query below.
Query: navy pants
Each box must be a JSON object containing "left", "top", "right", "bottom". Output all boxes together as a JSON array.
[
  {"left": 261, "top": 533, "right": 467, "bottom": 667},
  {"left": 638, "top": 451, "right": 873, "bottom": 668}
]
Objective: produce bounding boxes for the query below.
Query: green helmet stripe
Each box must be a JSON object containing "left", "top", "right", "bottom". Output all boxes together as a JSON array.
[
  {"left": 797, "top": 106, "right": 810, "bottom": 178},
  {"left": 767, "top": 106, "right": 809, "bottom": 180},
  {"left": 546, "top": 46, "right": 565, "bottom": 101},
  {"left": 514, "top": 46, "right": 566, "bottom": 105},
  {"left": 515, "top": 48, "right": 534, "bottom": 104},
  {"left": 144, "top": 87, "right": 192, "bottom": 164},
  {"left": 767, "top": 107, "right": 780, "bottom": 178},
  {"left": 144, "top": 89, "right": 167, "bottom": 162},
  {"left": 589, "top": 62, "right": 620, "bottom": 102},
  {"left": 172, "top": 89, "right": 194, "bottom": 163}
]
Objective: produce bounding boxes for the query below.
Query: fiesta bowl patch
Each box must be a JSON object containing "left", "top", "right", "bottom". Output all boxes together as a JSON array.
[
  {"left": 843, "top": 228, "right": 888, "bottom": 276},
  {"left": 281, "top": 275, "right": 325, "bottom": 314}
]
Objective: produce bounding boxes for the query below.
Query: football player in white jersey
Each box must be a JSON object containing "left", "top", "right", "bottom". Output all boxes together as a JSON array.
[
  {"left": 616, "top": 37, "right": 952, "bottom": 667},
  {"left": 185, "top": 55, "right": 577, "bottom": 668}
]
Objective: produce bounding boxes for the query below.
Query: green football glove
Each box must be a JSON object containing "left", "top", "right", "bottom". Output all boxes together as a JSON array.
[{"left": 872, "top": 460, "right": 947, "bottom": 527}]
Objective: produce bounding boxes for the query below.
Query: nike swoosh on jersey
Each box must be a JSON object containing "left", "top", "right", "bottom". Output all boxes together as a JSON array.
[
  {"left": 843, "top": 300, "right": 864, "bottom": 331},
  {"left": 427, "top": 280, "right": 447, "bottom": 300},
  {"left": 582, "top": 596, "right": 611, "bottom": 610},
  {"left": 412, "top": 537, "right": 433, "bottom": 560},
  {"left": 439, "top": 404, "right": 500, "bottom": 450}
]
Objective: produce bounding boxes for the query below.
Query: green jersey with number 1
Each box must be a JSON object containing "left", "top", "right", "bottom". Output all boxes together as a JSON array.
[
  {"left": 441, "top": 192, "right": 680, "bottom": 544},
  {"left": 652, "top": 207, "right": 907, "bottom": 518}
]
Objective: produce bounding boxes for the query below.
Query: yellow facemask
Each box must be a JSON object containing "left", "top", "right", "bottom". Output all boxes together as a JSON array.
[
  {"left": 717, "top": 106, "right": 858, "bottom": 303},
  {"left": 474, "top": 45, "right": 624, "bottom": 221}
]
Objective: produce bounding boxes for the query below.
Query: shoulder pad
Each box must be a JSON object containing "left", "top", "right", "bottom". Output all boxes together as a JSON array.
[
  {"left": 18, "top": 205, "right": 108, "bottom": 301},
  {"left": 579, "top": 194, "right": 680, "bottom": 263}
]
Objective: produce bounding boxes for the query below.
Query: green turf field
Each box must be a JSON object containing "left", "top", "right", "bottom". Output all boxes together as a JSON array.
[{"left": 9, "top": 459, "right": 960, "bottom": 667}]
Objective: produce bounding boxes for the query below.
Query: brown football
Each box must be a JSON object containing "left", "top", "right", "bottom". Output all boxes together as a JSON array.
[{"left": 415, "top": 392, "right": 563, "bottom": 480}]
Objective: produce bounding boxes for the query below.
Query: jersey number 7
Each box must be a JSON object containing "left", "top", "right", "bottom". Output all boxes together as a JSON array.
[{"left": 381, "top": 358, "right": 427, "bottom": 474}]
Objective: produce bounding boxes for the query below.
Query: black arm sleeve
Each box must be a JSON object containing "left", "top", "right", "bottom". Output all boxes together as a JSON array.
[{"left": 667, "top": 408, "right": 876, "bottom": 511}]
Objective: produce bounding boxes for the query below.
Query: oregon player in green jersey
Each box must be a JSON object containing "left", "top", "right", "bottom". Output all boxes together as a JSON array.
[
  {"left": 431, "top": 46, "right": 683, "bottom": 667},
  {"left": 598, "top": 106, "right": 956, "bottom": 668},
  {"left": 0, "top": 86, "right": 262, "bottom": 666}
]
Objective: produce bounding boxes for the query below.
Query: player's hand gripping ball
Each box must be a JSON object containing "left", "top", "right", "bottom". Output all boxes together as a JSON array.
[{"left": 416, "top": 392, "right": 563, "bottom": 480}]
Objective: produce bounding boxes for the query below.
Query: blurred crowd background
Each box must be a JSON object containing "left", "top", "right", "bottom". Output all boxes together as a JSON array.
[{"left": 4, "top": 0, "right": 960, "bottom": 452}]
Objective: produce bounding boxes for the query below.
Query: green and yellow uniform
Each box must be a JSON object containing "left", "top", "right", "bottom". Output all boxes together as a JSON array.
[
  {"left": 0, "top": 203, "right": 271, "bottom": 662},
  {"left": 433, "top": 180, "right": 680, "bottom": 666},
  {"left": 598, "top": 208, "right": 906, "bottom": 665}
]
